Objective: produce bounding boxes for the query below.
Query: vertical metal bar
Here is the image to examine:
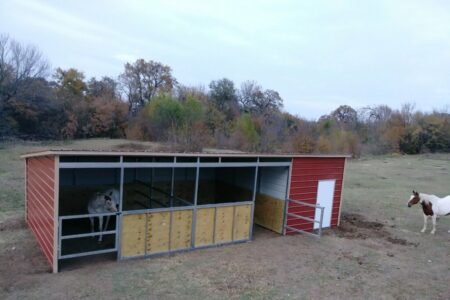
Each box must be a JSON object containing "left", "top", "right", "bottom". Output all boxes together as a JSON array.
[
  {"left": 53, "top": 156, "right": 60, "bottom": 273},
  {"left": 249, "top": 159, "right": 259, "bottom": 240},
  {"left": 58, "top": 217, "right": 62, "bottom": 260},
  {"left": 117, "top": 156, "right": 124, "bottom": 260},
  {"left": 170, "top": 159, "right": 175, "bottom": 207},
  {"left": 319, "top": 207, "right": 324, "bottom": 237},
  {"left": 337, "top": 158, "right": 347, "bottom": 226},
  {"left": 191, "top": 157, "right": 200, "bottom": 248},
  {"left": 283, "top": 160, "right": 293, "bottom": 235}
]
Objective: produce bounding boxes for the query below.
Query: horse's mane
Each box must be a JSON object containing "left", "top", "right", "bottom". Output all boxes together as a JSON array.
[{"left": 420, "top": 193, "right": 437, "bottom": 203}]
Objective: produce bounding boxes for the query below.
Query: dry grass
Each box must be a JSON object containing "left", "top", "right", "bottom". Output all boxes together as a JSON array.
[{"left": 0, "top": 140, "right": 450, "bottom": 299}]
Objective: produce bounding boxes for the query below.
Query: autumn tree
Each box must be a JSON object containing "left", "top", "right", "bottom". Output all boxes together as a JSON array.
[
  {"left": 0, "top": 35, "right": 50, "bottom": 137},
  {"left": 120, "top": 59, "right": 176, "bottom": 115},
  {"left": 208, "top": 78, "right": 239, "bottom": 120},
  {"left": 54, "top": 68, "right": 86, "bottom": 97},
  {"left": 330, "top": 105, "right": 357, "bottom": 128},
  {"left": 238, "top": 80, "right": 283, "bottom": 115},
  {"left": 87, "top": 76, "right": 119, "bottom": 99}
]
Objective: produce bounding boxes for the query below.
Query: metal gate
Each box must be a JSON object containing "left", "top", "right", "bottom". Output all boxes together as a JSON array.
[
  {"left": 58, "top": 212, "right": 119, "bottom": 259},
  {"left": 284, "top": 199, "right": 324, "bottom": 238}
]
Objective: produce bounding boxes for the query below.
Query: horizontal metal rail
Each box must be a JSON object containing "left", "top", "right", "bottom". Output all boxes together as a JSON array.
[
  {"left": 121, "top": 200, "right": 252, "bottom": 215},
  {"left": 122, "top": 206, "right": 194, "bottom": 215},
  {"left": 59, "top": 162, "right": 291, "bottom": 169},
  {"left": 286, "top": 212, "right": 315, "bottom": 223},
  {"left": 197, "top": 201, "right": 253, "bottom": 208},
  {"left": 59, "top": 212, "right": 118, "bottom": 220},
  {"left": 285, "top": 225, "right": 321, "bottom": 238},
  {"left": 285, "top": 199, "right": 325, "bottom": 238},
  {"left": 58, "top": 213, "right": 119, "bottom": 259},
  {"left": 288, "top": 199, "right": 318, "bottom": 208},
  {"left": 60, "top": 230, "right": 116, "bottom": 240},
  {"left": 59, "top": 248, "right": 117, "bottom": 260}
]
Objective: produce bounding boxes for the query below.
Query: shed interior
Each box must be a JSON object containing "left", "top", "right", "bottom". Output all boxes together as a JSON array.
[
  {"left": 55, "top": 154, "right": 291, "bottom": 266},
  {"left": 59, "top": 168, "right": 119, "bottom": 256}
]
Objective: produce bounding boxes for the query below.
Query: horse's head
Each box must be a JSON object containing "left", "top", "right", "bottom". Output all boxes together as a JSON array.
[
  {"left": 102, "top": 189, "right": 119, "bottom": 212},
  {"left": 407, "top": 190, "right": 421, "bottom": 207}
]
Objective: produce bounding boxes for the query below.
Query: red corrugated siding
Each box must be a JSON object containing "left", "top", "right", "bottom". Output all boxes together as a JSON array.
[
  {"left": 286, "top": 157, "right": 345, "bottom": 234},
  {"left": 26, "top": 156, "right": 55, "bottom": 268}
]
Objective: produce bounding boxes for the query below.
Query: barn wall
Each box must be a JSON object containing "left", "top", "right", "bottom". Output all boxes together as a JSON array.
[
  {"left": 286, "top": 157, "right": 345, "bottom": 234},
  {"left": 26, "top": 156, "right": 56, "bottom": 269}
]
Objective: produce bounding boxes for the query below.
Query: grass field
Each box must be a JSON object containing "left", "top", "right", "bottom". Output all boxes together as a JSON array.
[{"left": 1, "top": 139, "right": 449, "bottom": 299}]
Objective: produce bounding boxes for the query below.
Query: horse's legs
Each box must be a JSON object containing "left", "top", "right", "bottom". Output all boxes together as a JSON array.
[
  {"left": 98, "top": 216, "right": 103, "bottom": 242},
  {"left": 430, "top": 215, "right": 437, "bottom": 234},
  {"left": 420, "top": 214, "right": 427, "bottom": 233},
  {"left": 104, "top": 215, "right": 110, "bottom": 232},
  {"left": 89, "top": 217, "right": 95, "bottom": 235}
]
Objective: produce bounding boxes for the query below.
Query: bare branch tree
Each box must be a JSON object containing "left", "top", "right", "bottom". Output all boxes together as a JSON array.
[
  {"left": 0, "top": 34, "right": 50, "bottom": 102},
  {"left": 119, "top": 59, "right": 177, "bottom": 115},
  {"left": 238, "top": 80, "right": 283, "bottom": 115}
]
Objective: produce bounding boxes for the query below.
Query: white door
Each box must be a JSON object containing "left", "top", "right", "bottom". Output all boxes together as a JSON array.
[{"left": 314, "top": 180, "right": 335, "bottom": 229}]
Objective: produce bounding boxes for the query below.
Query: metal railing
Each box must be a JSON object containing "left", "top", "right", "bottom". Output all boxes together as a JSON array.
[
  {"left": 284, "top": 199, "right": 324, "bottom": 238},
  {"left": 58, "top": 212, "right": 119, "bottom": 259}
]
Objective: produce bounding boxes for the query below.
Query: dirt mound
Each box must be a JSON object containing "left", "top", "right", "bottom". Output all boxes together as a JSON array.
[
  {"left": 330, "top": 213, "right": 418, "bottom": 247},
  {"left": 386, "top": 237, "right": 417, "bottom": 246}
]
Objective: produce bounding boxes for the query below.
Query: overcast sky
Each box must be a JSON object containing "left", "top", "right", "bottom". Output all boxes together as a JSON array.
[{"left": 1, "top": 0, "right": 449, "bottom": 119}]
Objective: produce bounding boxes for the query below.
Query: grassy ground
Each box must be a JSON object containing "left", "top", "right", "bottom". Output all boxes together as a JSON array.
[{"left": 0, "top": 140, "right": 449, "bottom": 299}]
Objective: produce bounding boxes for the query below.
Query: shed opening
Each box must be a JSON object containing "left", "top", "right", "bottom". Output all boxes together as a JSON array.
[
  {"left": 123, "top": 167, "right": 196, "bottom": 211},
  {"left": 254, "top": 166, "right": 289, "bottom": 234},
  {"left": 197, "top": 167, "right": 256, "bottom": 205},
  {"left": 58, "top": 168, "right": 119, "bottom": 259}
]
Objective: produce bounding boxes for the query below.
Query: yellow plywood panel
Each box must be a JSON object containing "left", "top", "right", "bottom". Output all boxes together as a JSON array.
[
  {"left": 253, "top": 196, "right": 268, "bottom": 226},
  {"left": 170, "top": 210, "right": 193, "bottom": 250},
  {"left": 121, "top": 214, "right": 146, "bottom": 257},
  {"left": 254, "top": 194, "right": 285, "bottom": 234},
  {"left": 146, "top": 211, "right": 170, "bottom": 254},
  {"left": 233, "top": 204, "right": 252, "bottom": 240},
  {"left": 272, "top": 199, "right": 286, "bottom": 234},
  {"left": 214, "top": 206, "right": 234, "bottom": 243},
  {"left": 195, "top": 208, "right": 215, "bottom": 247}
]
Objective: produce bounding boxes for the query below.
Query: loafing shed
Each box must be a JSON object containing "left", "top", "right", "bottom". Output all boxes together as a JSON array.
[{"left": 22, "top": 150, "right": 349, "bottom": 273}]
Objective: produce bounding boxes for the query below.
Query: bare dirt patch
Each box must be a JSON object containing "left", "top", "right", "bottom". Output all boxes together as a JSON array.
[
  {"left": 0, "top": 215, "right": 26, "bottom": 231},
  {"left": 329, "top": 213, "right": 418, "bottom": 247},
  {"left": 0, "top": 217, "right": 52, "bottom": 295}
]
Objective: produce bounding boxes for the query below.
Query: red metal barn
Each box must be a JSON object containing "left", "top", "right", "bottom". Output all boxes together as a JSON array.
[{"left": 22, "top": 150, "right": 348, "bottom": 273}]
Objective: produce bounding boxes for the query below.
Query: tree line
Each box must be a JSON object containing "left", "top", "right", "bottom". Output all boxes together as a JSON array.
[{"left": 1, "top": 34, "right": 449, "bottom": 156}]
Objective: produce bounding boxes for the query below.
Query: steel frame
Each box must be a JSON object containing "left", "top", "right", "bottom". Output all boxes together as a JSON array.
[
  {"left": 56, "top": 155, "right": 291, "bottom": 261},
  {"left": 284, "top": 199, "right": 325, "bottom": 238},
  {"left": 58, "top": 212, "right": 118, "bottom": 260}
]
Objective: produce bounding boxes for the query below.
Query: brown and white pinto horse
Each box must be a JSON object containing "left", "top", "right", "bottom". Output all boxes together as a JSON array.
[{"left": 407, "top": 190, "right": 450, "bottom": 234}]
